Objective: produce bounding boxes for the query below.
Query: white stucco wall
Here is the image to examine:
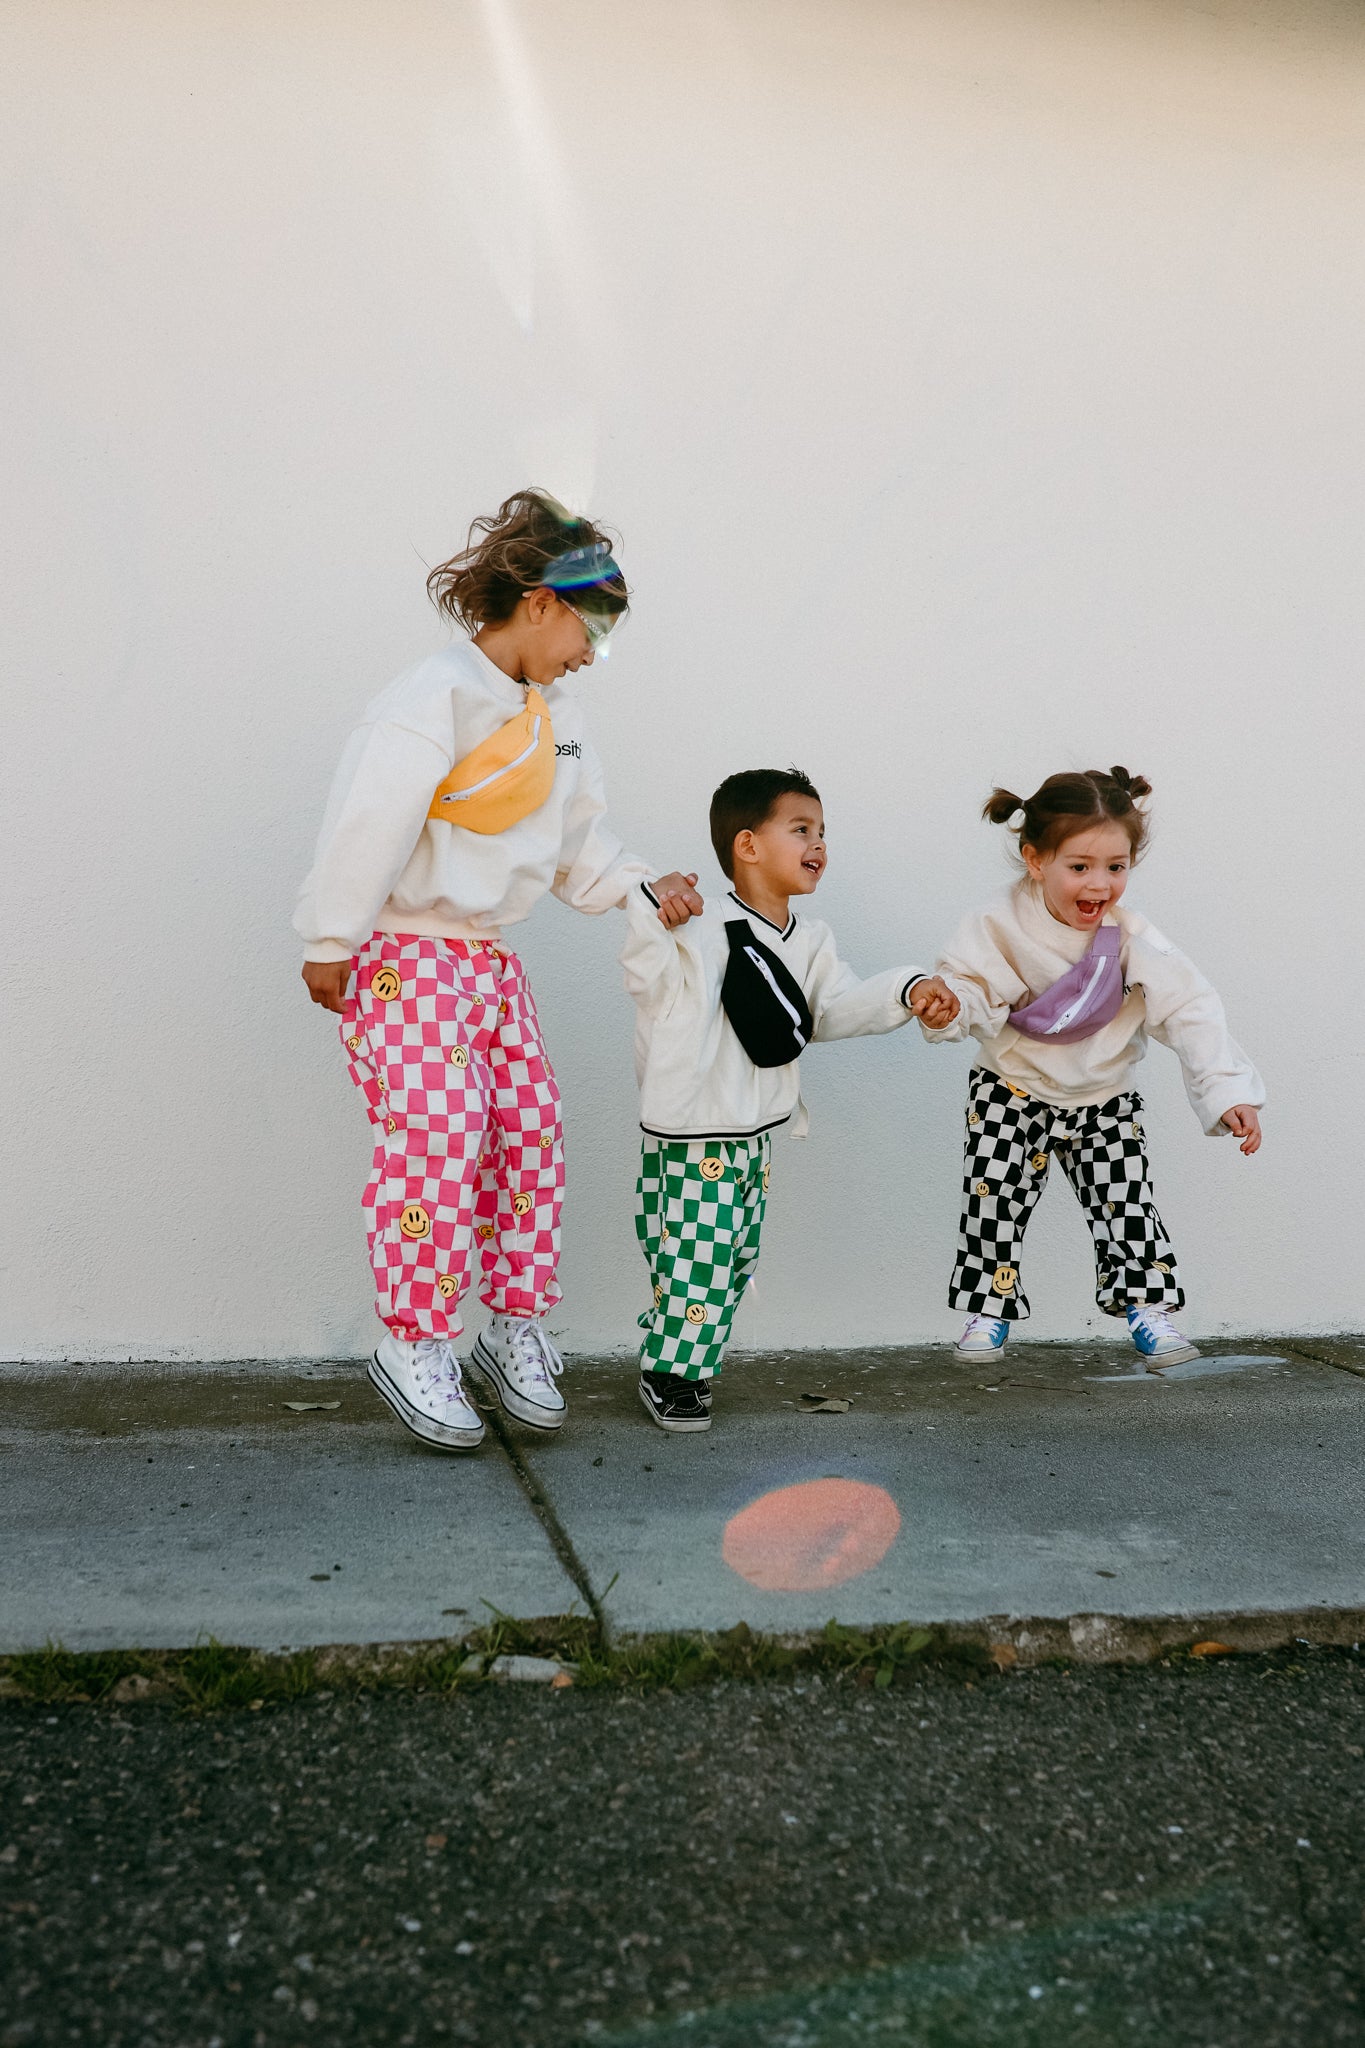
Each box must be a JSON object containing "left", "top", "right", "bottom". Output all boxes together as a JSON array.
[{"left": 4, "top": 0, "right": 1363, "bottom": 1361}]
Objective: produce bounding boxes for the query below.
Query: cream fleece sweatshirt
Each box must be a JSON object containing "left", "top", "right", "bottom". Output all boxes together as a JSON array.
[
  {"left": 622, "top": 883, "right": 925, "bottom": 1140},
  {"left": 923, "top": 881, "right": 1264, "bottom": 1133},
  {"left": 294, "top": 641, "right": 651, "bottom": 962}
]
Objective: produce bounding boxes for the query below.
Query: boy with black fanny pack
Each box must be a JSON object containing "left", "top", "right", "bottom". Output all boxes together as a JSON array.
[{"left": 621, "top": 768, "right": 959, "bottom": 1431}]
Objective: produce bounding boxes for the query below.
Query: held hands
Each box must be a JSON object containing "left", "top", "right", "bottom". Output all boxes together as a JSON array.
[
  {"left": 302, "top": 960, "right": 353, "bottom": 1015},
  {"left": 908, "top": 975, "right": 960, "bottom": 1029},
  {"left": 654, "top": 871, "right": 704, "bottom": 929},
  {"left": 1221, "top": 1104, "right": 1262, "bottom": 1156}
]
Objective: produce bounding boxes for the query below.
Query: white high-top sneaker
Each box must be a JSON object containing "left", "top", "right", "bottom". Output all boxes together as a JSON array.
[
  {"left": 470, "top": 1315, "right": 566, "bottom": 1431},
  {"left": 368, "top": 1334, "right": 485, "bottom": 1450}
]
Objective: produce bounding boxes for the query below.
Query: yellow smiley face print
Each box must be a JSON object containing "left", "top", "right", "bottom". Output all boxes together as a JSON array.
[
  {"left": 1006, "top": 1081, "right": 1029, "bottom": 1099},
  {"left": 370, "top": 965, "right": 402, "bottom": 1002},
  {"left": 698, "top": 1157, "right": 724, "bottom": 1182},
  {"left": 685, "top": 1303, "right": 708, "bottom": 1325},
  {"left": 1031, "top": 1152, "right": 1048, "bottom": 1172},
  {"left": 437, "top": 1274, "right": 457, "bottom": 1299},
  {"left": 654, "top": 1284, "right": 663, "bottom": 1306},
  {"left": 991, "top": 1264, "right": 1017, "bottom": 1298},
  {"left": 538, "top": 1132, "right": 553, "bottom": 1149},
  {"left": 399, "top": 1203, "right": 431, "bottom": 1241},
  {"left": 477, "top": 1222, "right": 495, "bottom": 1241},
  {"left": 346, "top": 1034, "right": 361, "bottom": 1053},
  {"left": 450, "top": 1044, "right": 470, "bottom": 1069},
  {"left": 512, "top": 1193, "right": 533, "bottom": 1218},
  {"left": 386, "top": 1116, "right": 397, "bottom": 1135},
  {"left": 974, "top": 1180, "right": 991, "bottom": 1198},
  {"left": 762, "top": 1164, "right": 771, "bottom": 1194}
]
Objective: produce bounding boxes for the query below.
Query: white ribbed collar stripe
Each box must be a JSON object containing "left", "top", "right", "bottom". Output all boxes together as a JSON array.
[{"left": 727, "top": 890, "right": 795, "bottom": 940}]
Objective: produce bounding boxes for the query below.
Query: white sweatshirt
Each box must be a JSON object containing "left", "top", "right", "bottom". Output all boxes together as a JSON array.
[
  {"left": 294, "top": 640, "right": 651, "bottom": 962},
  {"left": 622, "top": 883, "right": 925, "bottom": 1141},
  {"left": 924, "top": 881, "right": 1265, "bottom": 1134}
]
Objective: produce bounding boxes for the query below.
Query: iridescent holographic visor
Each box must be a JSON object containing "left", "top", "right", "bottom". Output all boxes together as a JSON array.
[{"left": 541, "top": 541, "right": 628, "bottom": 659}]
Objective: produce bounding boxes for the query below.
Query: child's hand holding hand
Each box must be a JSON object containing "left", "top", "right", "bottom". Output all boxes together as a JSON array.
[
  {"left": 1221, "top": 1104, "right": 1262, "bottom": 1155},
  {"left": 909, "top": 975, "right": 960, "bottom": 1028},
  {"left": 654, "top": 872, "right": 704, "bottom": 929}
]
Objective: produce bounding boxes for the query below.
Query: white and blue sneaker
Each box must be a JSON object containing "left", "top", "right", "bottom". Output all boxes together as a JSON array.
[
  {"left": 956, "top": 1314, "right": 1010, "bottom": 1357},
  {"left": 1126, "top": 1306, "right": 1199, "bottom": 1370}
]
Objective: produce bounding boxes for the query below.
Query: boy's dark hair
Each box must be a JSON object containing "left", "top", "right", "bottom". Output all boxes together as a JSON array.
[
  {"left": 426, "top": 488, "right": 629, "bottom": 632},
  {"left": 983, "top": 766, "right": 1152, "bottom": 861},
  {"left": 709, "top": 768, "right": 821, "bottom": 881}
]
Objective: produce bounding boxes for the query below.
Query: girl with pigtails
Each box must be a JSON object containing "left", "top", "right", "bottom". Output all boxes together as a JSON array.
[
  {"left": 295, "top": 490, "right": 701, "bottom": 1452},
  {"left": 919, "top": 768, "right": 1264, "bottom": 1368}
]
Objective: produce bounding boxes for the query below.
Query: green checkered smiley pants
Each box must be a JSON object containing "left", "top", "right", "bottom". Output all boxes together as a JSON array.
[{"left": 635, "top": 1134, "right": 771, "bottom": 1379}]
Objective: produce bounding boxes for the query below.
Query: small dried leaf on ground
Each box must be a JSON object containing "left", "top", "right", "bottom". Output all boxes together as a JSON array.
[
  {"left": 280, "top": 1401, "right": 342, "bottom": 1412},
  {"left": 1191, "top": 1640, "right": 1236, "bottom": 1657},
  {"left": 799, "top": 1392, "right": 850, "bottom": 1413}
]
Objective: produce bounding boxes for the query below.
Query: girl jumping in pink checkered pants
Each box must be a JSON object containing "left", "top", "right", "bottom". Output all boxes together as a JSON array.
[{"left": 295, "top": 491, "right": 700, "bottom": 1452}]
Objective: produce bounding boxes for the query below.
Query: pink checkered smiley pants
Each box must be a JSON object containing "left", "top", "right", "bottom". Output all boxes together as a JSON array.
[{"left": 341, "top": 934, "right": 564, "bottom": 1342}]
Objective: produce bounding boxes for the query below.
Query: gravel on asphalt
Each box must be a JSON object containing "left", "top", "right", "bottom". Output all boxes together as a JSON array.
[{"left": 3, "top": 1650, "right": 1365, "bottom": 2046}]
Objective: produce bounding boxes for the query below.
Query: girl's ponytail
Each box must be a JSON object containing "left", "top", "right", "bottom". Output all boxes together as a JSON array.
[
  {"left": 1109, "top": 765, "right": 1152, "bottom": 802},
  {"left": 982, "top": 787, "right": 1025, "bottom": 826}
]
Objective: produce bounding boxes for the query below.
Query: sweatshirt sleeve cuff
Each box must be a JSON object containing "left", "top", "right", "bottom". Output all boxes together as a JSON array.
[
  {"left": 899, "top": 972, "right": 926, "bottom": 1008},
  {"left": 302, "top": 940, "right": 356, "bottom": 965}
]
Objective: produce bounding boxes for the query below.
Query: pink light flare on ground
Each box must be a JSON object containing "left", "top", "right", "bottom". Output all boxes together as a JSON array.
[{"left": 722, "top": 1478, "right": 901, "bottom": 1593}]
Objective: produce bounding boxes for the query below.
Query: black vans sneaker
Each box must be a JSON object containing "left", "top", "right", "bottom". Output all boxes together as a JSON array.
[{"left": 638, "top": 1370, "right": 712, "bottom": 1433}]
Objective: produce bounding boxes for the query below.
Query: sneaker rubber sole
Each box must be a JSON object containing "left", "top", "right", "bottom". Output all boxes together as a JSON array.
[
  {"left": 1141, "top": 1341, "right": 1201, "bottom": 1372},
  {"left": 638, "top": 1379, "right": 711, "bottom": 1433},
  {"left": 368, "top": 1353, "right": 485, "bottom": 1451},
  {"left": 469, "top": 1333, "right": 566, "bottom": 1431}
]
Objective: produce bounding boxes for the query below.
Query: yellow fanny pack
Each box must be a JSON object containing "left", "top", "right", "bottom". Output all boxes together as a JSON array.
[{"left": 427, "top": 687, "right": 556, "bottom": 835}]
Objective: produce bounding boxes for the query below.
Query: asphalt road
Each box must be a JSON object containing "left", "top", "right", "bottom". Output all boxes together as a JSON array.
[{"left": 4, "top": 1652, "right": 1365, "bottom": 2047}]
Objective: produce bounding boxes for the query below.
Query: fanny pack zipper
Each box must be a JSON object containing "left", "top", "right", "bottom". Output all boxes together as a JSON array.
[{"left": 439, "top": 716, "right": 543, "bottom": 803}]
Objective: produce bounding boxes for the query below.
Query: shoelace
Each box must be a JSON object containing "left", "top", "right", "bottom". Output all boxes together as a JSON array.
[
  {"left": 505, "top": 1320, "right": 563, "bottom": 1387},
  {"left": 1131, "top": 1308, "right": 1178, "bottom": 1341},
  {"left": 411, "top": 1338, "right": 470, "bottom": 1408},
  {"left": 963, "top": 1314, "right": 1004, "bottom": 1339}
]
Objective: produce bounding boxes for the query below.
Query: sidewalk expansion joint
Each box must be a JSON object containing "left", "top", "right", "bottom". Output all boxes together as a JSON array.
[{"left": 482, "top": 1408, "right": 608, "bottom": 1640}]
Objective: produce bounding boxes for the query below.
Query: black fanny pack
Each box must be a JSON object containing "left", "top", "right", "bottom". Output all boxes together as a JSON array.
[{"left": 720, "top": 920, "right": 814, "bottom": 1068}]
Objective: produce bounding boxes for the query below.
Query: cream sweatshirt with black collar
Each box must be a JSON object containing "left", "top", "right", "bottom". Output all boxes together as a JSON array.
[
  {"left": 923, "top": 881, "right": 1264, "bottom": 1133},
  {"left": 621, "top": 884, "right": 926, "bottom": 1141},
  {"left": 294, "top": 640, "right": 651, "bottom": 963}
]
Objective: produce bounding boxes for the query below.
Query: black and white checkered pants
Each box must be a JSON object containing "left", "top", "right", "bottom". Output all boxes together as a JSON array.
[{"left": 950, "top": 1069, "right": 1183, "bottom": 1322}]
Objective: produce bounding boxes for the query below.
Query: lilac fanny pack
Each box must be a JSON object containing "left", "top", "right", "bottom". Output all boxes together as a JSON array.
[{"left": 1008, "top": 921, "right": 1124, "bottom": 1044}]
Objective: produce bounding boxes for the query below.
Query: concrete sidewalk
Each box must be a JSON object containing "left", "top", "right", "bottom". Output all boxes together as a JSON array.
[{"left": 3, "top": 1340, "right": 1364, "bottom": 1658}]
